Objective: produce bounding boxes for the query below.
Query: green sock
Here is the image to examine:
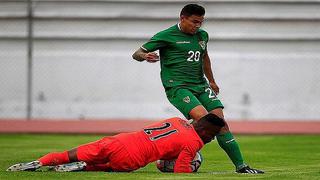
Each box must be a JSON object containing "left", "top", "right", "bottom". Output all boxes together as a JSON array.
[{"left": 216, "top": 132, "right": 246, "bottom": 170}]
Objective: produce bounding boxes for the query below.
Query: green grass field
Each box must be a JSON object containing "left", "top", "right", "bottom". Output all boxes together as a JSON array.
[{"left": 0, "top": 134, "right": 319, "bottom": 179}]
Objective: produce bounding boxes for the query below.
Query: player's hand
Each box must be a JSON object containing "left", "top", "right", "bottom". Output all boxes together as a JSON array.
[
  {"left": 144, "top": 52, "right": 159, "bottom": 63},
  {"left": 209, "top": 81, "right": 220, "bottom": 95}
]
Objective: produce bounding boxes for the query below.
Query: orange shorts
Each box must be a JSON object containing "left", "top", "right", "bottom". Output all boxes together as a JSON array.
[{"left": 77, "top": 137, "right": 139, "bottom": 172}]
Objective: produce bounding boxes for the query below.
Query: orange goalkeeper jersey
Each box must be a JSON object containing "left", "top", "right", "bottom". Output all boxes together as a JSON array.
[{"left": 113, "top": 117, "right": 204, "bottom": 173}]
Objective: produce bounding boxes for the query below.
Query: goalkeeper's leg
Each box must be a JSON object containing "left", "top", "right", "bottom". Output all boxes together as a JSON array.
[{"left": 38, "top": 150, "right": 71, "bottom": 166}]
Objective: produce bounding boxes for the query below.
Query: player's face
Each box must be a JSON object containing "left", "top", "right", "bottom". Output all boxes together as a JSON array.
[
  {"left": 202, "top": 125, "right": 222, "bottom": 144},
  {"left": 199, "top": 129, "right": 216, "bottom": 144},
  {"left": 201, "top": 131, "right": 215, "bottom": 144},
  {"left": 180, "top": 15, "right": 204, "bottom": 34}
]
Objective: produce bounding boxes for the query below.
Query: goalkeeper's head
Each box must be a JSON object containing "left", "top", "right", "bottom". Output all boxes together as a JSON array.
[{"left": 193, "top": 113, "right": 225, "bottom": 144}]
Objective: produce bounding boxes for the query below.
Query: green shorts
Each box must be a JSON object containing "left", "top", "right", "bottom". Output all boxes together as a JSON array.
[{"left": 165, "top": 84, "right": 224, "bottom": 119}]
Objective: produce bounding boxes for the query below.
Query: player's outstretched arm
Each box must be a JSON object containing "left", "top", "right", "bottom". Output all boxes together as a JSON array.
[
  {"left": 132, "top": 48, "right": 159, "bottom": 63},
  {"left": 174, "top": 144, "right": 200, "bottom": 173}
]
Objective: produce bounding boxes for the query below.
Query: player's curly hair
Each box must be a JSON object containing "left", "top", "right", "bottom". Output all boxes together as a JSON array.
[{"left": 180, "top": 4, "right": 205, "bottom": 17}]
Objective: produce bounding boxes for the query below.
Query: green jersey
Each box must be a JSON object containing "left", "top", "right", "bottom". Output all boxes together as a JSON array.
[{"left": 142, "top": 24, "right": 209, "bottom": 88}]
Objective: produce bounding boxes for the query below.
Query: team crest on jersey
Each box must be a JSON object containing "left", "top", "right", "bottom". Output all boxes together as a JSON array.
[
  {"left": 183, "top": 96, "right": 191, "bottom": 103},
  {"left": 199, "top": 41, "right": 206, "bottom": 50}
]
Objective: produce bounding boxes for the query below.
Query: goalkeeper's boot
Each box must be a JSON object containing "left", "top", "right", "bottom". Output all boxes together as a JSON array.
[
  {"left": 236, "top": 165, "right": 264, "bottom": 174},
  {"left": 6, "top": 160, "right": 41, "bottom": 171},
  {"left": 54, "top": 161, "right": 87, "bottom": 172}
]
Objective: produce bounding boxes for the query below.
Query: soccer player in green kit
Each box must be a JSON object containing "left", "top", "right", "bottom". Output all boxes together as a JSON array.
[{"left": 132, "top": 4, "right": 263, "bottom": 174}]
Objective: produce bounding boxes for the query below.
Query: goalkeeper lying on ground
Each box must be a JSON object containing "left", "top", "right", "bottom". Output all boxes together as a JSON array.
[{"left": 7, "top": 114, "right": 232, "bottom": 173}]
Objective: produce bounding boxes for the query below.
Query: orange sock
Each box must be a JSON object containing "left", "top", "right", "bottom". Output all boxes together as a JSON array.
[{"left": 38, "top": 151, "right": 70, "bottom": 166}]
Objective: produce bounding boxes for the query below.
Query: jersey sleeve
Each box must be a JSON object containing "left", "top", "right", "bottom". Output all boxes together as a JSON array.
[
  {"left": 142, "top": 32, "right": 168, "bottom": 52},
  {"left": 205, "top": 31, "right": 209, "bottom": 41},
  {"left": 173, "top": 141, "right": 202, "bottom": 173},
  {"left": 202, "top": 31, "right": 209, "bottom": 52}
]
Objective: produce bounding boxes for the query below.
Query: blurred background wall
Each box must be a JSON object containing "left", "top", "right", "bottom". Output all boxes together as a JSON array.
[{"left": 0, "top": 0, "right": 319, "bottom": 121}]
